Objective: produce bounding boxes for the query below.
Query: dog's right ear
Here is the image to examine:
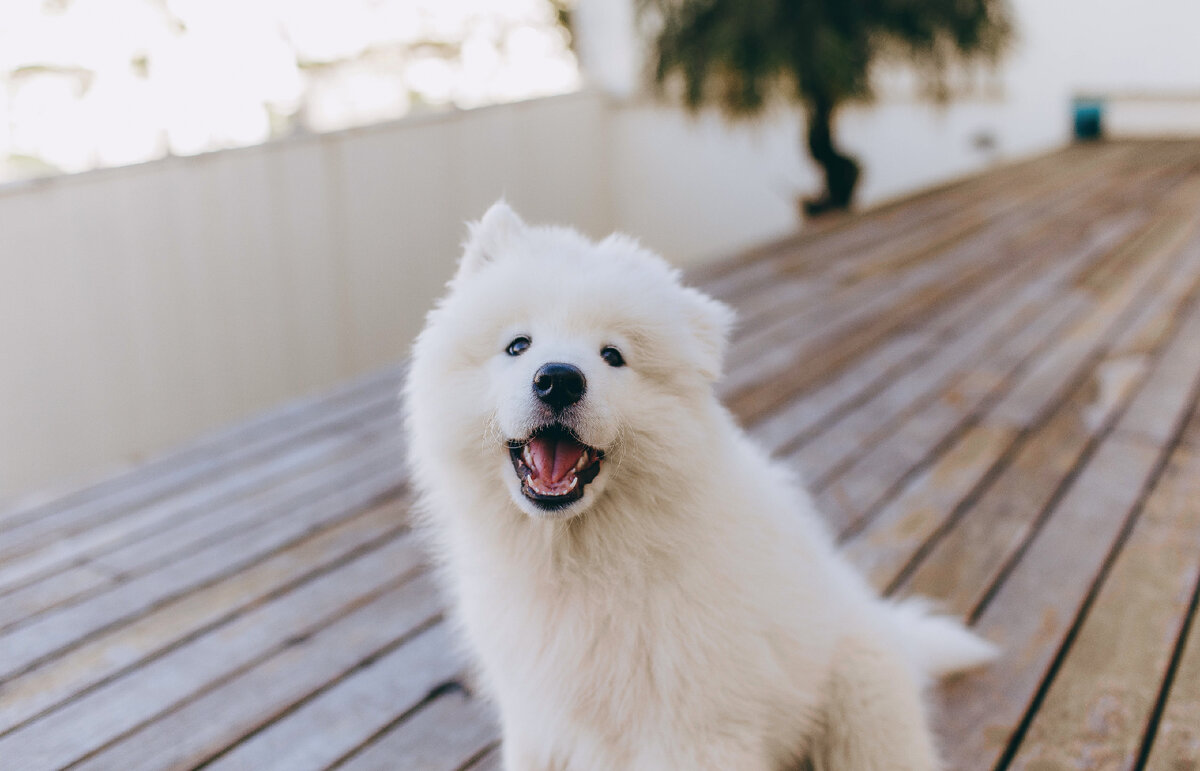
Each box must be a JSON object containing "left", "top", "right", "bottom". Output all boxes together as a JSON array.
[{"left": 457, "top": 200, "right": 526, "bottom": 279}]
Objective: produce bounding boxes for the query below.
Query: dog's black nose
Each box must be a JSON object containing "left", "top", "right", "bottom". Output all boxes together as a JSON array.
[{"left": 533, "top": 363, "right": 586, "bottom": 408}]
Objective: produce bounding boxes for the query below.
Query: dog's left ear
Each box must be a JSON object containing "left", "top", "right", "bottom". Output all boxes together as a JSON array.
[
  {"left": 457, "top": 200, "right": 526, "bottom": 279},
  {"left": 683, "top": 288, "right": 736, "bottom": 382}
]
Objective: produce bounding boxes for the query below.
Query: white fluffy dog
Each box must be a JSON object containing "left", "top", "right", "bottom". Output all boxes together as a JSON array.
[{"left": 405, "top": 202, "right": 996, "bottom": 770}]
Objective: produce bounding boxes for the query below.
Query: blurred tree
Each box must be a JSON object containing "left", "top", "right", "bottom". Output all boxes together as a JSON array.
[{"left": 643, "top": 0, "right": 1012, "bottom": 215}]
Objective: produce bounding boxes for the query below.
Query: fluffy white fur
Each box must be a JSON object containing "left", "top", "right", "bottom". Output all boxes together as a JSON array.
[{"left": 405, "top": 201, "right": 996, "bottom": 770}]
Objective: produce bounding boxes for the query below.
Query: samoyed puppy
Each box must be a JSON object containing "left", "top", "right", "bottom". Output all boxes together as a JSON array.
[{"left": 405, "top": 201, "right": 995, "bottom": 770}]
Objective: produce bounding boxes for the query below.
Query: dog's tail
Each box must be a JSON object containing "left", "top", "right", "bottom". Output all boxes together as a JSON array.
[{"left": 888, "top": 597, "right": 999, "bottom": 680}]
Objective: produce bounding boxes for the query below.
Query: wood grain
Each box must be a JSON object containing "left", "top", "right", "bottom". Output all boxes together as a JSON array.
[
  {"left": 0, "top": 539, "right": 429, "bottom": 768},
  {"left": 0, "top": 497, "right": 411, "bottom": 736},
  {"left": 1007, "top": 445, "right": 1200, "bottom": 769},
  {"left": 5, "top": 142, "right": 1200, "bottom": 770},
  {"left": 333, "top": 688, "right": 499, "bottom": 771}
]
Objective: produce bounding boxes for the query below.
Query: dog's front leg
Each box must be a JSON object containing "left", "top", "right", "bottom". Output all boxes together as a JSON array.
[{"left": 812, "top": 639, "right": 940, "bottom": 771}]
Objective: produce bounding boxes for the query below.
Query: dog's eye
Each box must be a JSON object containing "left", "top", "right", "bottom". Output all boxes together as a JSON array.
[
  {"left": 506, "top": 336, "right": 531, "bottom": 356},
  {"left": 600, "top": 346, "right": 625, "bottom": 367}
]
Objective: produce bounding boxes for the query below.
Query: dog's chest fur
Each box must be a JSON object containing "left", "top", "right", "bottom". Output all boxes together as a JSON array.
[{"left": 440, "top": 491, "right": 831, "bottom": 765}]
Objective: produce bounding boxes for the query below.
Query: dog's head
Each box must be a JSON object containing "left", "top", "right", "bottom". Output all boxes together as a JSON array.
[{"left": 406, "top": 201, "right": 735, "bottom": 520}]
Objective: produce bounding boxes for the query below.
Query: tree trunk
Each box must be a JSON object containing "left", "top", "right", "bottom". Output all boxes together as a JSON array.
[{"left": 803, "top": 96, "right": 860, "bottom": 216}]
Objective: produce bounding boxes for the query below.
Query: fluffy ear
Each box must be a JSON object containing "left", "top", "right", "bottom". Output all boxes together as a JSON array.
[
  {"left": 683, "top": 288, "right": 736, "bottom": 382},
  {"left": 457, "top": 200, "right": 526, "bottom": 279}
]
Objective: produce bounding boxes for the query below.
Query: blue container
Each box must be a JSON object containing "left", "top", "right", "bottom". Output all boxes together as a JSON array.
[{"left": 1073, "top": 97, "right": 1104, "bottom": 140}]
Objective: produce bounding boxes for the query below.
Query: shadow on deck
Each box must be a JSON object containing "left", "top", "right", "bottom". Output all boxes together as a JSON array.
[{"left": 2, "top": 140, "right": 1200, "bottom": 770}]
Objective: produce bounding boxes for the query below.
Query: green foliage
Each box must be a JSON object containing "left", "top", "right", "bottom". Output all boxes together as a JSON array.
[
  {"left": 646, "top": 0, "right": 1012, "bottom": 116},
  {"left": 643, "top": 0, "right": 1013, "bottom": 211}
]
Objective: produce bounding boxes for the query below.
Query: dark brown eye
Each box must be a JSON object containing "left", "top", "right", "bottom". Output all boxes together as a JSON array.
[
  {"left": 506, "top": 336, "right": 531, "bottom": 356},
  {"left": 600, "top": 346, "right": 625, "bottom": 367}
]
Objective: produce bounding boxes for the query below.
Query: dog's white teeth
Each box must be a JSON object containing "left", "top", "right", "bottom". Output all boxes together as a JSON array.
[
  {"left": 522, "top": 445, "right": 534, "bottom": 466},
  {"left": 575, "top": 453, "right": 590, "bottom": 471},
  {"left": 568, "top": 476, "right": 578, "bottom": 491}
]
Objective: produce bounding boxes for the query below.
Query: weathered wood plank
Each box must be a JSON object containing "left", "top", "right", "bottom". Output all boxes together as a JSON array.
[
  {"left": 91, "top": 426, "right": 400, "bottom": 577},
  {"left": 842, "top": 422, "right": 1018, "bottom": 588},
  {"left": 895, "top": 376, "right": 1141, "bottom": 616},
  {"left": 744, "top": 192, "right": 1147, "bottom": 461},
  {"left": 0, "top": 450, "right": 405, "bottom": 682},
  {"left": 932, "top": 300, "right": 1200, "bottom": 769},
  {"left": 749, "top": 205, "right": 1143, "bottom": 458},
  {"left": 720, "top": 147, "right": 1177, "bottom": 423},
  {"left": 332, "top": 688, "right": 499, "bottom": 771},
  {"left": 747, "top": 331, "right": 931, "bottom": 455},
  {"left": 70, "top": 578, "right": 445, "bottom": 771},
  {"left": 0, "top": 497, "right": 410, "bottom": 736},
  {"left": 1006, "top": 444, "right": 1200, "bottom": 769},
  {"left": 739, "top": 144, "right": 1189, "bottom": 452},
  {"left": 791, "top": 256, "right": 1083, "bottom": 488},
  {"left": 843, "top": 230, "right": 1200, "bottom": 591},
  {"left": 743, "top": 204, "right": 1122, "bottom": 454},
  {"left": 200, "top": 622, "right": 462, "bottom": 771},
  {"left": 0, "top": 539, "right": 428, "bottom": 769},
  {"left": 0, "top": 564, "right": 116, "bottom": 634},
  {"left": 898, "top": 240, "right": 1200, "bottom": 614},
  {"left": 1145, "top": 587, "right": 1200, "bottom": 769},
  {"left": 986, "top": 213, "right": 1200, "bottom": 430},
  {"left": 817, "top": 200, "right": 1198, "bottom": 536},
  {"left": 0, "top": 408, "right": 398, "bottom": 599},
  {"left": 934, "top": 435, "right": 1163, "bottom": 769}
]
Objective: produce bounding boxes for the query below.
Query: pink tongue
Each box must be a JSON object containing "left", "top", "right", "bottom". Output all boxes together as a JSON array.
[{"left": 528, "top": 435, "right": 587, "bottom": 483}]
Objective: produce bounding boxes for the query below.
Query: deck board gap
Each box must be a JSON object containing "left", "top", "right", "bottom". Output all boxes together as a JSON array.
[
  {"left": 1134, "top": 564, "right": 1200, "bottom": 769},
  {"left": 991, "top": 361, "right": 1200, "bottom": 769}
]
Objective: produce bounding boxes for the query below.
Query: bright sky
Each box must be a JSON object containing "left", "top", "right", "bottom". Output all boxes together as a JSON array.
[{"left": 0, "top": 0, "right": 581, "bottom": 182}]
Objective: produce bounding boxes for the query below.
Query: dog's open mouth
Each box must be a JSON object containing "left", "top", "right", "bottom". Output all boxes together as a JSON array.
[{"left": 508, "top": 424, "right": 603, "bottom": 510}]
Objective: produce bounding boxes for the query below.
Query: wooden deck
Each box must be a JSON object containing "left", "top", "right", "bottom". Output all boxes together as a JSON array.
[{"left": 2, "top": 140, "right": 1200, "bottom": 770}]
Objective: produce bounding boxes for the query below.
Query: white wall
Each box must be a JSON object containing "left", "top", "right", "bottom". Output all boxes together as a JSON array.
[
  {"left": 610, "top": 106, "right": 814, "bottom": 264},
  {"left": 1034, "top": 0, "right": 1200, "bottom": 95},
  {"left": 0, "top": 91, "right": 611, "bottom": 501}
]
